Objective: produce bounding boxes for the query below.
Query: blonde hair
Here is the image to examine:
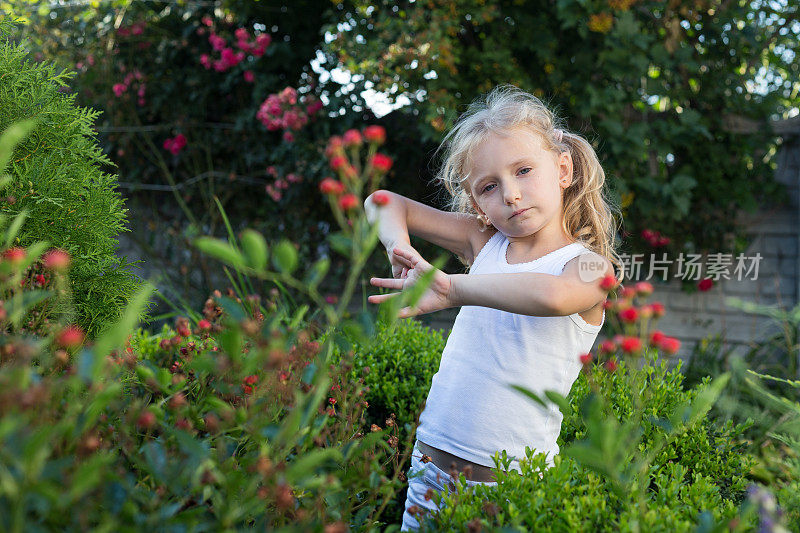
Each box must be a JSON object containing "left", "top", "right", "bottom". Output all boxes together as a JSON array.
[{"left": 430, "top": 84, "right": 624, "bottom": 282}]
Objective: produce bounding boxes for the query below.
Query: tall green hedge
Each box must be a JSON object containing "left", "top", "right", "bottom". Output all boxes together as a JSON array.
[{"left": 0, "top": 18, "right": 148, "bottom": 336}]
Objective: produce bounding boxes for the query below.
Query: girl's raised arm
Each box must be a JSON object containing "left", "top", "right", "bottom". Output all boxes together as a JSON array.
[{"left": 364, "top": 190, "right": 487, "bottom": 266}]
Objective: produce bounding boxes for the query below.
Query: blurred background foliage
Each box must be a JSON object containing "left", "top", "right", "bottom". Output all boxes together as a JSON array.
[{"left": 1, "top": 0, "right": 796, "bottom": 321}]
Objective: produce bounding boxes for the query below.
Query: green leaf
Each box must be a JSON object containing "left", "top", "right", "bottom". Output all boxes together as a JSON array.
[
  {"left": 93, "top": 282, "right": 155, "bottom": 372},
  {"left": 327, "top": 232, "right": 352, "bottom": 257},
  {"left": 286, "top": 448, "right": 344, "bottom": 485},
  {"left": 194, "top": 237, "right": 246, "bottom": 269},
  {"left": 240, "top": 229, "right": 268, "bottom": 270},
  {"left": 304, "top": 257, "right": 330, "bottom": 289},
  {"left": 69, "top": 453, "right": 114, "bottom": 500},
  {"left": 508, "top": 384, "right": 548, "bottom": 409},
  {"left": 4, "top": 210, "right": 27, "bottom": 248},
  {"left": 272, "top": 240, "right": 298, "bottom": 274},
  {"left": 8, "top": 289, "right": 52, "bottom": 324}
]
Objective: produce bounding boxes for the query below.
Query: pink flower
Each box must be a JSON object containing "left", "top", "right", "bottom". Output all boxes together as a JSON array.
[
  {"left": 43, "top": 249, "right": 71, "bottom": 270},
  {"left": 282, "top": 131, "right": 294, "bottom": 143},
  {"left": 56, "top": 325, "right": 85, "bottom": 349},
  {"left": 243, "top": 70, "right": 255, "bottom": 83},
  {"left": 235, "top": 27, "right": 250, "bottom": 42},
  {"left": 209, "top": 33, "right": 226, "bottom": 51},
  {"left": 200, "top": 54, "right": 211, "bottom": 69},
  {"left": 650, "top": 302, "right": 665, "bottom": 317},
  {"left": 163, "top": 134, "right": 187, "bottom": 155},
  {"left": 112, "top": 83, "right": 127, "bottom": 97},
  {"left": 634, "top": 281, "right": 653, "bottom": 296}
]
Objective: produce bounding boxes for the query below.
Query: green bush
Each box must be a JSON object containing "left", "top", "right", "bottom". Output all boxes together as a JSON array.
[
  {"left": 423, "top": 354, "right": 757, "bottom": 531},
  {"left": 0, "top": 18, "right": 146, "bottom": 337},
  {"left": 332, "top": 316, "right": 447, "bottom": 442}
]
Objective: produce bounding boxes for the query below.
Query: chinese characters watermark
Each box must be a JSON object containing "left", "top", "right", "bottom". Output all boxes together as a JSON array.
[{"left": 577, "top": 252, "right": 763, "bottom": 282}]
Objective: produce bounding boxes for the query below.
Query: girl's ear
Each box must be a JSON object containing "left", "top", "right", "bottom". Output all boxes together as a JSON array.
[
  {"left": 468, "top": 192, "right": 485, "bottom": 216},
  {"left": 558, "top": 152, "right": 574, "bottom": 189}
]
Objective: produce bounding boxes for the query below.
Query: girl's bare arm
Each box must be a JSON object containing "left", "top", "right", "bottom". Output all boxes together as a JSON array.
[{"left": 364, "top": 190, "right": 486, "bottom": 265}]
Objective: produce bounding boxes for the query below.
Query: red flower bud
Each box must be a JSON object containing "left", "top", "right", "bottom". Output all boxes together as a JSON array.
[
  {"left": 370, "top": 153, "right": 393, "bottom": 173},
  {"left": 325, "top": 136, "right": 344, "bottom": 158},
  {"left": 620, "top": 336, "right": 643, "bottom": 354},
  {"left": 599, "top": 274, "right": 619, "bottom": 291},
  {"left": 598, "top": 340, "right": 616, "bottom": 354},
  {"left": 198, "top": 319, "right": 212, "bottom": 331},
  {"left": 579, "top": 352, "right": 593, "bottom": 366},
  {"left": 371, "top": 191, "right": 390, "bottom": 206},
  {"left": 338, "top": 193, "right": 359, "bottom": 211},
  {"left": 342, "top": 129, "right": 363, "bottom": 147},
  {"left": 634, "top": 281, "right": 653, "bottom": 296},
  {"left": 620, "top": 287, "right": 637, "bottom": 299},
  {"left": 604, "top": 358, "right": 618, "bottom": 372},
  {"left": 364, "top": 125, "right": 386, "bottom": 145},
  {"left": 650, "top": 301, "right": 665, "bottom": 317},
  {"left": 619, "top": 307, "right": 639, "bottom": 324},
  {"left": 649, "top": 330, "right": 666, "bottom": 347},
  {"left": 329, "top": 155, "right": 348, "bottom": 171},
  {"left": 319, "top": 178, "right": 345, "bottom": 195},
  {"left": 659, "top": 336, "right": 681, "bottom": 354},
  {"left": 697, "top": 278, "right": 714, "bottom": 292}
]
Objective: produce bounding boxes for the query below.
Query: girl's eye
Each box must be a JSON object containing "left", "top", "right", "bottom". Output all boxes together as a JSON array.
[
  {"left": 519, "top": 167, "right": 531, "bottom": 175},
  {"left": 482, "top": 183, "right": 495, "bottom": 193}
]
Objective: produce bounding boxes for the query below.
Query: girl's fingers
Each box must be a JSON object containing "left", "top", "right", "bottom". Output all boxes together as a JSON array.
[
  {"left": 367, "top": 293, "right": 399, "bottom": 304},
  {"left": 370, "top": 277, "right": 404, "bottom": 289}
]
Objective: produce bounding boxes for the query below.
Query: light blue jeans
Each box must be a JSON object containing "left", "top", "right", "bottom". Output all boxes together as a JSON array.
[{"left": 400, "top": 440, "right": 499, "bottom": 531}]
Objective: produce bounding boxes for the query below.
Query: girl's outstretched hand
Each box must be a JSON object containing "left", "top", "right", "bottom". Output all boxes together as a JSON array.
[{"left": 369, "top": 247, "right": 452, "bottom": 318}]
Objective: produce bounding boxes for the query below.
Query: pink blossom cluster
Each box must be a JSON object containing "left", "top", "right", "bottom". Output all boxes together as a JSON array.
[
  {"left": 112, "top": 69, "right": 147, "bottom": 106},
  {"left": 265, "top": 166, "right": 303, "bottom": 202},
  {"left": 256, "top": 87, "right": 323, "bottom": 142},
  {"left": 163, "top": 134, "right": 187, "bottom": 155},
  {"left": 116, "top": 21, "right": 146, "bottom": 38},
  {"left": 198, "top": 20, "right": 272, "bottom": 74}
]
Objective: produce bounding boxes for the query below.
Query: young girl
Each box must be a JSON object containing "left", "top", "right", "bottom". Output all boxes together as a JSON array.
[{"left": 364, "top": 84, "right": 623, "bottom": 531}]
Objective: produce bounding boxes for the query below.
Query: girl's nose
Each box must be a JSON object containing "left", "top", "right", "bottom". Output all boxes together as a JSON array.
[{"left": 504, "top": 184, "right": 521, "bottom": 205}]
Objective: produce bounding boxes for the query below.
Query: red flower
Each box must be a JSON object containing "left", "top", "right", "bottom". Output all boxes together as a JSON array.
[
  {"left": 649, "top": 330, "right": 666, "bottom": 347},
  {"left": 656, "top": 236, "right": 671, "bottom": 247},
  {"left": 329, "top": 155, "right": 348, "bottom": 171},
  {"left": 328, "top": 397, "right": 337, "bottom": 405},
  {"left": 697, "top": 278, "right": 714, "bottom": 292},
  {"left": 619, "top": 307, "right": 639, "bottom": 324},
  {"left": 56, "top": 325, "right": 85, "bottom": 349},
  {"left": 112, "top": 83, "right": 127, "bottom": 97},
  {"left": 370, "top": 153, "right": 393, "bottom": 173},
  {"left": 3, "top": 247, "right": 26, "bottom": 265},
  {"left": 243, "top": 70, "right": 255, "bottom": 83},
  {"left": 650, "top": 301, "right": 665, "bottom": 317},
  {"left": 659, "top": 336, "right": 681, "bottom": 354},
  {"left": 604, "top": 358, "right": 618, "bottom": 372},
  {"left": 243, "top": 375, "right": 258, "bottom": 385},
  {"left": 43, "top": 249, "right": 71, "bottom": 270},
  {"left": 341, "top": 164, "right": 358, "bottom": 182},
  {"left": 338, "top": 193, "right": 359, "bottom": 211},
  {"left": 364, "top": 125, "right": 386, "bottom": 145},
  {"left": 620, "top": 336, "right": 643, "bottom": 354},
  {"left": 598, "top": 340, "right": 616, "bottom": 354},
  {"left": 371, "top": 191, "right": 390, "bottom": 206},
  {"left": 35, "top": 274, "right": 46, "bottom": 286},
  {"left": 634, "top": 281, "right": 653, "bottom": 296},
  {"left": 197, "top": 319, "right": 212, "bottom": 331},
  {"left": 163, "top": 134, "right": 187, "bottom": 155},
  {"left": 641, "top": 229, "right": 655, "bottom": 241},
  {"left": 599, "top": 274, "right": 619, "bottom": 291},
  {"left": 342, "top": 129, "right": 363, "bottom": 147},
  {"left": 579, "top": 352, "right": 593, "bottom": 366},
  {"left": 319, "top": 178, "right": 345, "bottom": 195}
]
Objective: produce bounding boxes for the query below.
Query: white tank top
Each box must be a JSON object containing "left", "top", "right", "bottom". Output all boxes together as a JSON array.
[{"left": 415, "top": 230, "right": 605, "bottom": 473}]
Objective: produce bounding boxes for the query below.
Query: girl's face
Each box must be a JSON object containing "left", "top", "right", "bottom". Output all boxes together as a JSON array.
[{"left": 465, "top": 127, "right": 573, "bottom": 240}]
